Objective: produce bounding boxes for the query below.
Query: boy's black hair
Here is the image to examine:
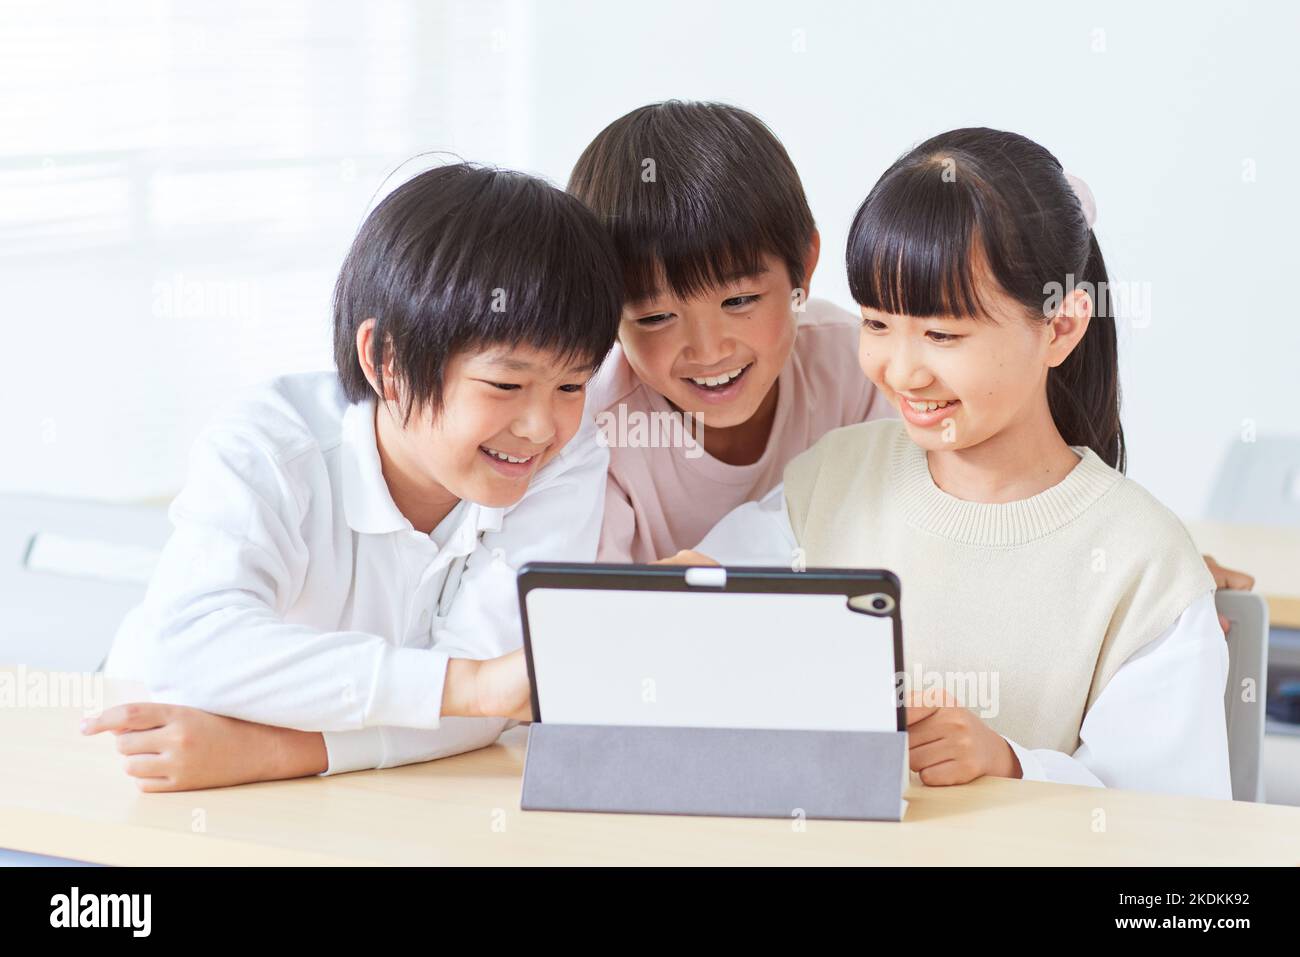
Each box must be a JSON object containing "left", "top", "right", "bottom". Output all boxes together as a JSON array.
[
  {"left": 333, "top": 162, "right": 623, "bottom": 421},
  {"left": 846, "top": 128, "right": 1125, "bottom": 472},
  {"left": 567, "top": 100, "right": 816, "bottom": 304}
]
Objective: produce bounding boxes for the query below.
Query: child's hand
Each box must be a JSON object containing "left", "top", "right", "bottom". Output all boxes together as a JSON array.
[
  {"left": 81, "top": 703, "right": 327, "bottom": 792},
  {"left": 905, "top": 689, "right": 1021, "bottom": 785},
  {"left": 1202, "top": 554, "right": 1256, "bottom": 636},
  {"left": 654, "top": 550, "right": 720, "bottom": 566},
  {"left": 451, "top": 649, "right": 534, "bottom": 722}
]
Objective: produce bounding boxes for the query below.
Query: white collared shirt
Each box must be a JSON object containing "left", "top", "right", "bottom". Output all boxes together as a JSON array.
[
  {"left": 696, "top": 484, "right": 1233, "bottom": 799},
  {"left": 106, "top": 371, "right": 608, "bottom": 774}
]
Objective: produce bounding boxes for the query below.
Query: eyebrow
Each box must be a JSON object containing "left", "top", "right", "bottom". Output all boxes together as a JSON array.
[
  {"left": 481, "top": 356, "right": 596, "bottom": 375},
  {"left": 864, "top": 311, "right": 971, "bottom": 324},
  {"left": 629, "top": 266, "right": 773, "bottom": 309},
  {"left": 627, "top": 290, "right": 665, "bottom": 310},
  {"left": 718, "top": 265, "right": 770, "bottom": 284}
]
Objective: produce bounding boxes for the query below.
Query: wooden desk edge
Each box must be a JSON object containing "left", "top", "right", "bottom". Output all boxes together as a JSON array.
[
  {"left": 0, "top": 806, "right": 369, "bottom": 867},
  {"left": 1268, "top": 595, "right": 1300, "bottom": 630}
]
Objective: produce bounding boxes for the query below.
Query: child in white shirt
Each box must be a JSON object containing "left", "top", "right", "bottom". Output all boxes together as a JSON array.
[{"left": 89, "top": 164, "right": 624, "bottom": 789}]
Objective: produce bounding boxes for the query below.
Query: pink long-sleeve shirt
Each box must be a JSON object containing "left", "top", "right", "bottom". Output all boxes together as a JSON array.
[{"left": 589, "top": 298, "right": 895, "bottom": 563}]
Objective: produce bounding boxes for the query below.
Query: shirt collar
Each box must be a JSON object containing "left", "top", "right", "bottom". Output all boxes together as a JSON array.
[
  {"left": 341, "top": 398, "right": 409, "bottom": 535},
  {"left": 340, "top": 398, "right": 506, "bottom": 541}
]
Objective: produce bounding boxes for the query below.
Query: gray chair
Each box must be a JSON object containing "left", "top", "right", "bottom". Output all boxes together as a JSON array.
[{"left": 1218, "top": 590, "right": 1269, "bottom": 802}]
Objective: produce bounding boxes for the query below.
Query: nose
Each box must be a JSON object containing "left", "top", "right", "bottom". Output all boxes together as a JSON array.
[
  {"left": 681, "top": 316, "right": 732, "bottom": 369},
  {"left": 511, "top": 395, "right": 558, "bottom": 448},
  {"left": 881, "top": 338, "right": 933, "bottom": 396}
]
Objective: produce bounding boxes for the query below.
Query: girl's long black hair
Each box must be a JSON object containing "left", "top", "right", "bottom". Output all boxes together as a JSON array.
[{"left": 846, "top": 128, "right": 1125, "bottom": 472}]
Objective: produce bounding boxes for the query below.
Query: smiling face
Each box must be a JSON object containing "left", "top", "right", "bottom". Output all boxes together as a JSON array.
[
  {"left": 357, "top": 315, "right": 596, "bottom": 527},
  {"left": 388, "top": 345, "right": 593, "bottom": 509},
  {"left": 857, "top": 279, "right": 1091, "bottom": 455},
  {"left": 617, "top": 253, "right": 808, "bottom": 430}
]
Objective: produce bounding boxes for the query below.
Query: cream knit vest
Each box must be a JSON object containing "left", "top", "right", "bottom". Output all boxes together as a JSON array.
[{"left": 783, "top": 419, "right": 1214, "bottom": 753}]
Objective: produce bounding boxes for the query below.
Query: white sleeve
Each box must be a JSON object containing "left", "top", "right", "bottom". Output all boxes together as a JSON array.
[
  {"left": 108, "top": 428, "right": 449, "bottom": 735},
  {"left": 1003, "top": 591, "right": 1232, "bottom": 799},
  {"left": 321, "top": 720, "right": 511, "bottom": 775},
  {"left": 694, "top": 483, "right": 799, "bottom": 567},
  {"left": 321, "top": 423, "right": 609, "bottom": 775}
]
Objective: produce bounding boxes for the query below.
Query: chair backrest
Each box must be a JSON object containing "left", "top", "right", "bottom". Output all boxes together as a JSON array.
[
  {"left": 0, "top": 494, "right": 168, "bottom": 673},
  {"left": 1206, "top": 436, "right": 1300, "bottom": 526},
  {"left": 1218, "top": 590, "right": 1270, "bottom": 802}
]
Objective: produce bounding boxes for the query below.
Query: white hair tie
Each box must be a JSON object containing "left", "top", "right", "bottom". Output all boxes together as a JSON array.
[{"left": 1064, "top": 172, "right": 1097, "bottom": 229}]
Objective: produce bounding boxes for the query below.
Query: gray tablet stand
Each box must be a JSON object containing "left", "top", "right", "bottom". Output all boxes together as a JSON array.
[
  {"left": 521, "top": 723, "right": 909, "bottom": 821},
  {"left": 516, "top": 562, "right": 910, "bottom": 823}
]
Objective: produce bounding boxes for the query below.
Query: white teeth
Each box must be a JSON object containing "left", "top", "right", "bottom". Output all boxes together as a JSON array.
[
  {"left": 689, "top": 365, "right": 747, "bottom": 388},
  {"left": 906, "top": 399, "right": 957, "bottom": 413},
  {"left": 483, "top": 448, "right": 533, "bottom": 464}
]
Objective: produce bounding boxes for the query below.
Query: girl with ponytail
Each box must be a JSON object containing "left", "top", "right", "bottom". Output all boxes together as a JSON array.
[
  {"left": 690, "top": 128, "right": 1236, "bottom": 799},
  {"left": 844, "top": 127, "right": 1124, "bottom": 473}
]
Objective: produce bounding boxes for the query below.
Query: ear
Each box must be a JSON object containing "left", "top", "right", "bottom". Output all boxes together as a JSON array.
[
  {"left": 800, "top": 229, "right": 822, "bottom": 296},
  {"left": 1045, "top": 287, "right": 1092, "bottom": 368},
  {"left": 355, "top": 318, "right": 401, "bottom": 401}
]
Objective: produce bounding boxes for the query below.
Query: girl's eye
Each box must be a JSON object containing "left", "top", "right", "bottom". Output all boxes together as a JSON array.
[
  {"left": 558, "top": 383, "right": 585, "bottom": 394},
  {"left": 723, "top": 294, "right": 760, "bottom": 309},
  {"left": 488, "top": 382, "right": 522, "bottom": 391},
  {"left": 926, "top": 331, "right": 961, "bottom": 343},
  {"left": 636, "top": 313, "right": 672, "bottom": 327},
  {"left": 863, "top": 318, "right": 888, "bottom": 332}
]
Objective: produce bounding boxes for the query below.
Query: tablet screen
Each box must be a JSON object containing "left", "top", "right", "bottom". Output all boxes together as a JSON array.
[{"left": 524, "top": 588, "right": 898, "bottom": 732}]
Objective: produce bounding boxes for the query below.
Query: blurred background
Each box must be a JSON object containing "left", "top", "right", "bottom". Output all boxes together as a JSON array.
[{"left": 3, "top": 0, "right": 1299, "bottom": 513}]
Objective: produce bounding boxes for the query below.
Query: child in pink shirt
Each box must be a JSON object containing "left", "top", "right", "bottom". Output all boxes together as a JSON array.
[
  {"left": 588, "top": 299, "right": 891, "bottom": 561},
  {"left": 569, "top": 100, "right": 895, "bottom": 562}
]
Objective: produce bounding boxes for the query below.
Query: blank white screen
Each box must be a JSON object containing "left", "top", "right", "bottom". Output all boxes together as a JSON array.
[{"left": 525, "top": 588, "right": 898, "bottom": 732}]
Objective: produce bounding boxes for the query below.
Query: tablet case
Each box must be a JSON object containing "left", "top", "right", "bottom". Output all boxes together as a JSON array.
[{"left": 516, "top": 563, "right": 909, "bottom": 822}]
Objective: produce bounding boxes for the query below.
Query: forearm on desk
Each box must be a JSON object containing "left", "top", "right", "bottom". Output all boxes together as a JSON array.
[{"left": 270, "top": 726, "right": 330, "bottom": 778}]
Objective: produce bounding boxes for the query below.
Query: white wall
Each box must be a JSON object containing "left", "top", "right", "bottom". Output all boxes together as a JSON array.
[{"left": 3, "top": 0, "right": 1297, "bottom": 519}]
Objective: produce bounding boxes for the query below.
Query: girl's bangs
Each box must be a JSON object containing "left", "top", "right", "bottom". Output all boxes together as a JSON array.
[{"left": 847, "top": 170, "right": 995, "bottom": 320}]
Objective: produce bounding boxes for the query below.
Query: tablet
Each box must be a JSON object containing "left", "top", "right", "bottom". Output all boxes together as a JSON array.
[{"left": 517, "top": 563, "right": 904, "bottom": 733}]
